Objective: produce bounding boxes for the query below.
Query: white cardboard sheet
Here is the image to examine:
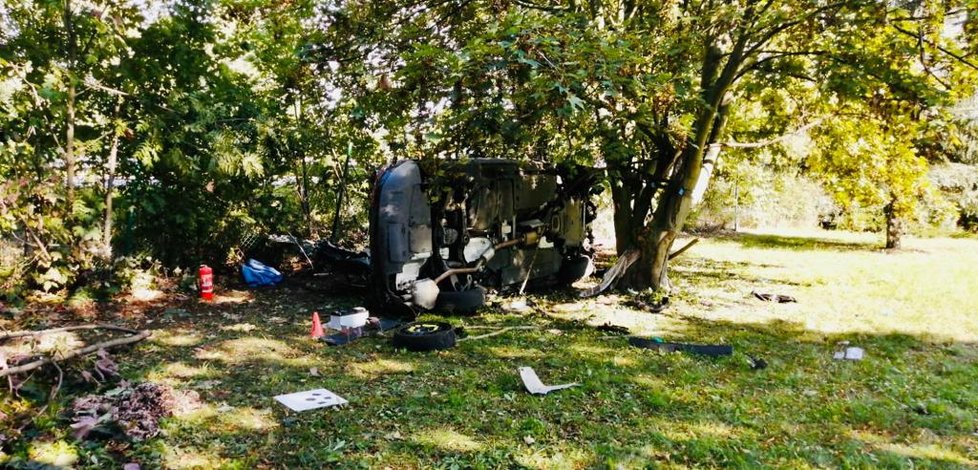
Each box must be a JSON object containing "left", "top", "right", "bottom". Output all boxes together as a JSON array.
[
  {"left": 274, "top": 389, "right": 348, "bottom": 412},
  {"left": 833, "top": 347, "right": 865, "bottom": 361},
  {"left": 519, "top": 366, "right": 579, "bottom": 395}
]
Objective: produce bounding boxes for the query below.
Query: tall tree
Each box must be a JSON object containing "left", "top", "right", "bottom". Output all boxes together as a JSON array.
[{"left": 324, "top": 0, "right": 978, "bottom": 289}]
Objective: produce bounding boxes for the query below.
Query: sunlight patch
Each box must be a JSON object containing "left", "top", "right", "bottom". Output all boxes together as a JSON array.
[
  {"left": 659, "top": 422, "right": 742, "bottom": 441},
  {"left": 153, "top": 329, "right": 204, "bottom": 347},
  {"left": 852, "top": 430, "right": 975, "bottom": 466},
  {"left": 162, "top": 444, "right": 227, "bottom": 469},
  {"left": 413, "top": 428, "right": 483, "bottom": 452},
  {"left": 212, "top": 290, "right": 253, "bottom": 304},
  {"left": 195, "top": 337, "right": 297, "bottom": 364},
  {"left": 348, "top": 358, "right": 415, "bottom": 378},
  {"left": 486, "top": 346, "right": 543, "bottom": 359},
  {"left": 633, "top": 374, "right": 668, "bottom": 389},
  {"left": 879, "top": 442, "right": 974, "bottom": 465},
  {"left": 219, "top": 407, "right": 279, "bottom": 431},
  {"left": 220, "top": 322, "right": 259, "bottom": 332},
  {"left": 612, "top": 355, "right": 636, "bottom": 367},
  {"left": 27, "top": 440, "right": 78, "bottom": 467},
  {"left": 568, "top": 344, "right": 617, "bottom": 357},
  {"left": 515, "top": 446, "right": 591, "bottom": 469},
  {"left": 143, "top": 362, "right": 211, "bottom": 384}
]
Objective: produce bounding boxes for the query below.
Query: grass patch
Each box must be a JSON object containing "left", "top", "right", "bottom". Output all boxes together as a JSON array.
[{"left": 2, "top": 229, "right": 978, "bottom": 468}]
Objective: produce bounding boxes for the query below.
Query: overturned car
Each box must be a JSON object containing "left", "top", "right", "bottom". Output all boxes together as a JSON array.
[{"left": 370, "top": 159, "right": 601, "bottom": 315}]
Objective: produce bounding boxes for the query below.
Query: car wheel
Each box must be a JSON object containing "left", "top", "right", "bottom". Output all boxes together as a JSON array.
[
  {"left": 434, "top": 286, "right": 486, "bottom": 314},
  {"left": 391, "top": 322, "right": 457, "bottom": 351}
]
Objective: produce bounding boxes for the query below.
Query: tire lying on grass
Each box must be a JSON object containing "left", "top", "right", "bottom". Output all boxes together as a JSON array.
[
  {"left": 434, "top": 286, "right": 486, "bottom": 314},
  {"left": 392, "top": 322, "right": 457, "bottom": 351}
]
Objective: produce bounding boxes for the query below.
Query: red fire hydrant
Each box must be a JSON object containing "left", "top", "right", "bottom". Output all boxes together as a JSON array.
[{"left": 198, "top": 265, "right": 214, "bottom": 301}]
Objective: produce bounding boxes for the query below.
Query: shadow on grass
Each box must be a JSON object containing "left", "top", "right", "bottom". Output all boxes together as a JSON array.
[
  {"left": 5, "top": 286, "right": 977, "bottom": 469},
  {"left": 715, "top": 231, "right": 879, "bottom": 252}
]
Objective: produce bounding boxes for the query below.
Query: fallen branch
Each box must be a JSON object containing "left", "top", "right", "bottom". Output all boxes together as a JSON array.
[
  {"left": 668, "top": 238, "right": 700, "bottom": 260},
  {"left": 0, "top": 327, "right": 150, "bottom": 378},
  {"left": 1, "top": 323, "right": 140, "bottom": 342}
]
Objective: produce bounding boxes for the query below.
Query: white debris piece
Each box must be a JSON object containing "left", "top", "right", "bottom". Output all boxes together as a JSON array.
[
  {"left": 274, "top": 389, "right": 348, "bottom": 412},
  {"left": 833, "top": 347, "right": 865, "bottom": 361},
  {"left": 518, "top": 367, "right": 579, "bottom": 395},
  {"left": 327, "top": 307, "right": 369, "bottom": 330}
]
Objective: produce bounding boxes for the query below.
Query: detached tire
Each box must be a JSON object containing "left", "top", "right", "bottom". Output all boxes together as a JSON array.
[
  {"left": 392, "top": 322, "right": 457, "bottom": 351},
  {"left": 434, "top": 286, "right": 486, "bottom": 314}
]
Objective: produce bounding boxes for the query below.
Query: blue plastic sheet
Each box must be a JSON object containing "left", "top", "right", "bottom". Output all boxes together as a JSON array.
[{"left": 241, "top": 258, "right": 283, "bottom": 287}]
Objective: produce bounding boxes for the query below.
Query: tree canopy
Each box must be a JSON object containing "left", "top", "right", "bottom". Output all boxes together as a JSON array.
[{"left": 1, "top": 0, "right": 977, "bottom": 297}]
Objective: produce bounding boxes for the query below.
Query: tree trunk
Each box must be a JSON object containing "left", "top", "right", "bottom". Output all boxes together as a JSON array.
[
  {"left": 621, "top": 115, "right": 721, "bottom": 290},
  {"left": 66, "top": 81, "right": 76, "bottom": 206},
  {"left": 884, "top": 198, "right": 903, "bottom": 249},
  {"left": 102, "top": 104, "right": 121, "bottom": 259},
  {"left": 612, "top": 38, "right": 743, "bottom": 291},
  {"left": 64, "top": 0, "right": 77, "bottom": 206},
  {"left": 610, "top": 177, "right": 639, "bottom": 254}
]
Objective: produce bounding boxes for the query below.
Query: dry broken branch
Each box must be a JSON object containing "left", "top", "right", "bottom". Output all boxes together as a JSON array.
[
  {"left": 668, "top": 238, "right": 701, "bottom": 260},
  {"left": 0, "top": 323, "right": 141, "bottom": 342},
  {"left": 0, "top": 326, "right": 150, "bottom": 378}
]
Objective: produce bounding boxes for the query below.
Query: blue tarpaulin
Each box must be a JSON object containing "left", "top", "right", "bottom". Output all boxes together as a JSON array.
[{"left": 241, "top": 259, "right": 283, "bottom": 287}]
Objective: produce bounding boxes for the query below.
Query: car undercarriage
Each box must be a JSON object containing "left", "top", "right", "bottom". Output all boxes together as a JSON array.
[{"left": 369, "top": 159, "right": 601, "bottom": 315}]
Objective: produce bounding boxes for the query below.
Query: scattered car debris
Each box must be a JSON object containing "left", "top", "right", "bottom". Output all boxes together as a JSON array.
[
  {"left": 322, "top": 315, "right": 405, "bottom": 346},
  {"left": 241, "top": 258, "right": 283, "bottom": 287},
  {"left": 580, "top": 249, "right": 640, "bottom": 298},
  {"left": 504, "top": 297, "right": 533, "bottom": 313},
  {"left": 628, "top": 337, "right": 734, "bottom": 357},
  {"left": 326, "top": 307, "right": 369, "bottom": 331},
  {"left": 274, "top": 388, "right": 348, "bottom": 412},
  {"left": 69, "top": 382, "right": 201, "bottom": 441},
  {"left": 628, "top": 296, "right": 670, "bottom": 314},
  {"left": 833, "top": 346, "right": 864, "bottom": 360},
  {"left": 391, "top": 322, "right": 457, "bottom": 351},
  {"left": 596, "top": 323, "right": 630, "bottom": 335},
  {"left": 751, "top": 291, "right": 797, "bottom": 303},
  {"left": 747, "top": 355, "right": 768, "bottom": 370},
  {"left": 518, "top": 366, "right": 579, "bottom": 395}
]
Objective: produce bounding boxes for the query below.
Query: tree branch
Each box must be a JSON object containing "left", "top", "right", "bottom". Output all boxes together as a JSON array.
[
  {"left": 890, "top": 23, "right": 978, "bottom": 72},
  {"left": 724, "top": 117, "right": 825, "bottom": 148},
  {"left": 0, "top": 326, "right": 150, "bottom": 378}
]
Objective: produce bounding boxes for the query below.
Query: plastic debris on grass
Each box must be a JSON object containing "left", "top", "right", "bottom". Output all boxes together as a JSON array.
[{"left": 518, "top": 367, "right": 579, "bottom": 395}]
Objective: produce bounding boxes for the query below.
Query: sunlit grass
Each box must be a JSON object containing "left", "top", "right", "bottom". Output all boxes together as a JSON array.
[{"left": 5, "top": 229, "right": 978, "bottom": 468}]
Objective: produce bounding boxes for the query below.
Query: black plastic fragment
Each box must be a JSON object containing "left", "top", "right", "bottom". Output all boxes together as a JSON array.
[{"left": 628, "top": 337, "right": 733, "bottom": 357}]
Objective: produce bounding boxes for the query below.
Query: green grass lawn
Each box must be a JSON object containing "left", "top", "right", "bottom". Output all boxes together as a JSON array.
[{"left": 3, "top": 229, "right": 978, "bottom": 469}]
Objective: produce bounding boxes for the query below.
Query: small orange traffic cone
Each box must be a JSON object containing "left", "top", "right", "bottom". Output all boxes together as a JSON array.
[{"left": 310, "top": 311, "right": 325, "bottom": 339}]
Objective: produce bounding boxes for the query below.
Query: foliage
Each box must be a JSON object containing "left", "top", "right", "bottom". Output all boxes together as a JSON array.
[{"left": 2, "top": 0, "right": 978, "bottom": 297}]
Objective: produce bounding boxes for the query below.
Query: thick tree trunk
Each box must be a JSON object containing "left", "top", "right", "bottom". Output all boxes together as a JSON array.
[
  {"left": 884, "top": 198, "right": 903, "bottom": 249},
  {"left": 610, "top": 179, "right": 639, "bottom": 253},
  {"left": 612, "top": 38, "right": 743, "bottom": 291}
]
